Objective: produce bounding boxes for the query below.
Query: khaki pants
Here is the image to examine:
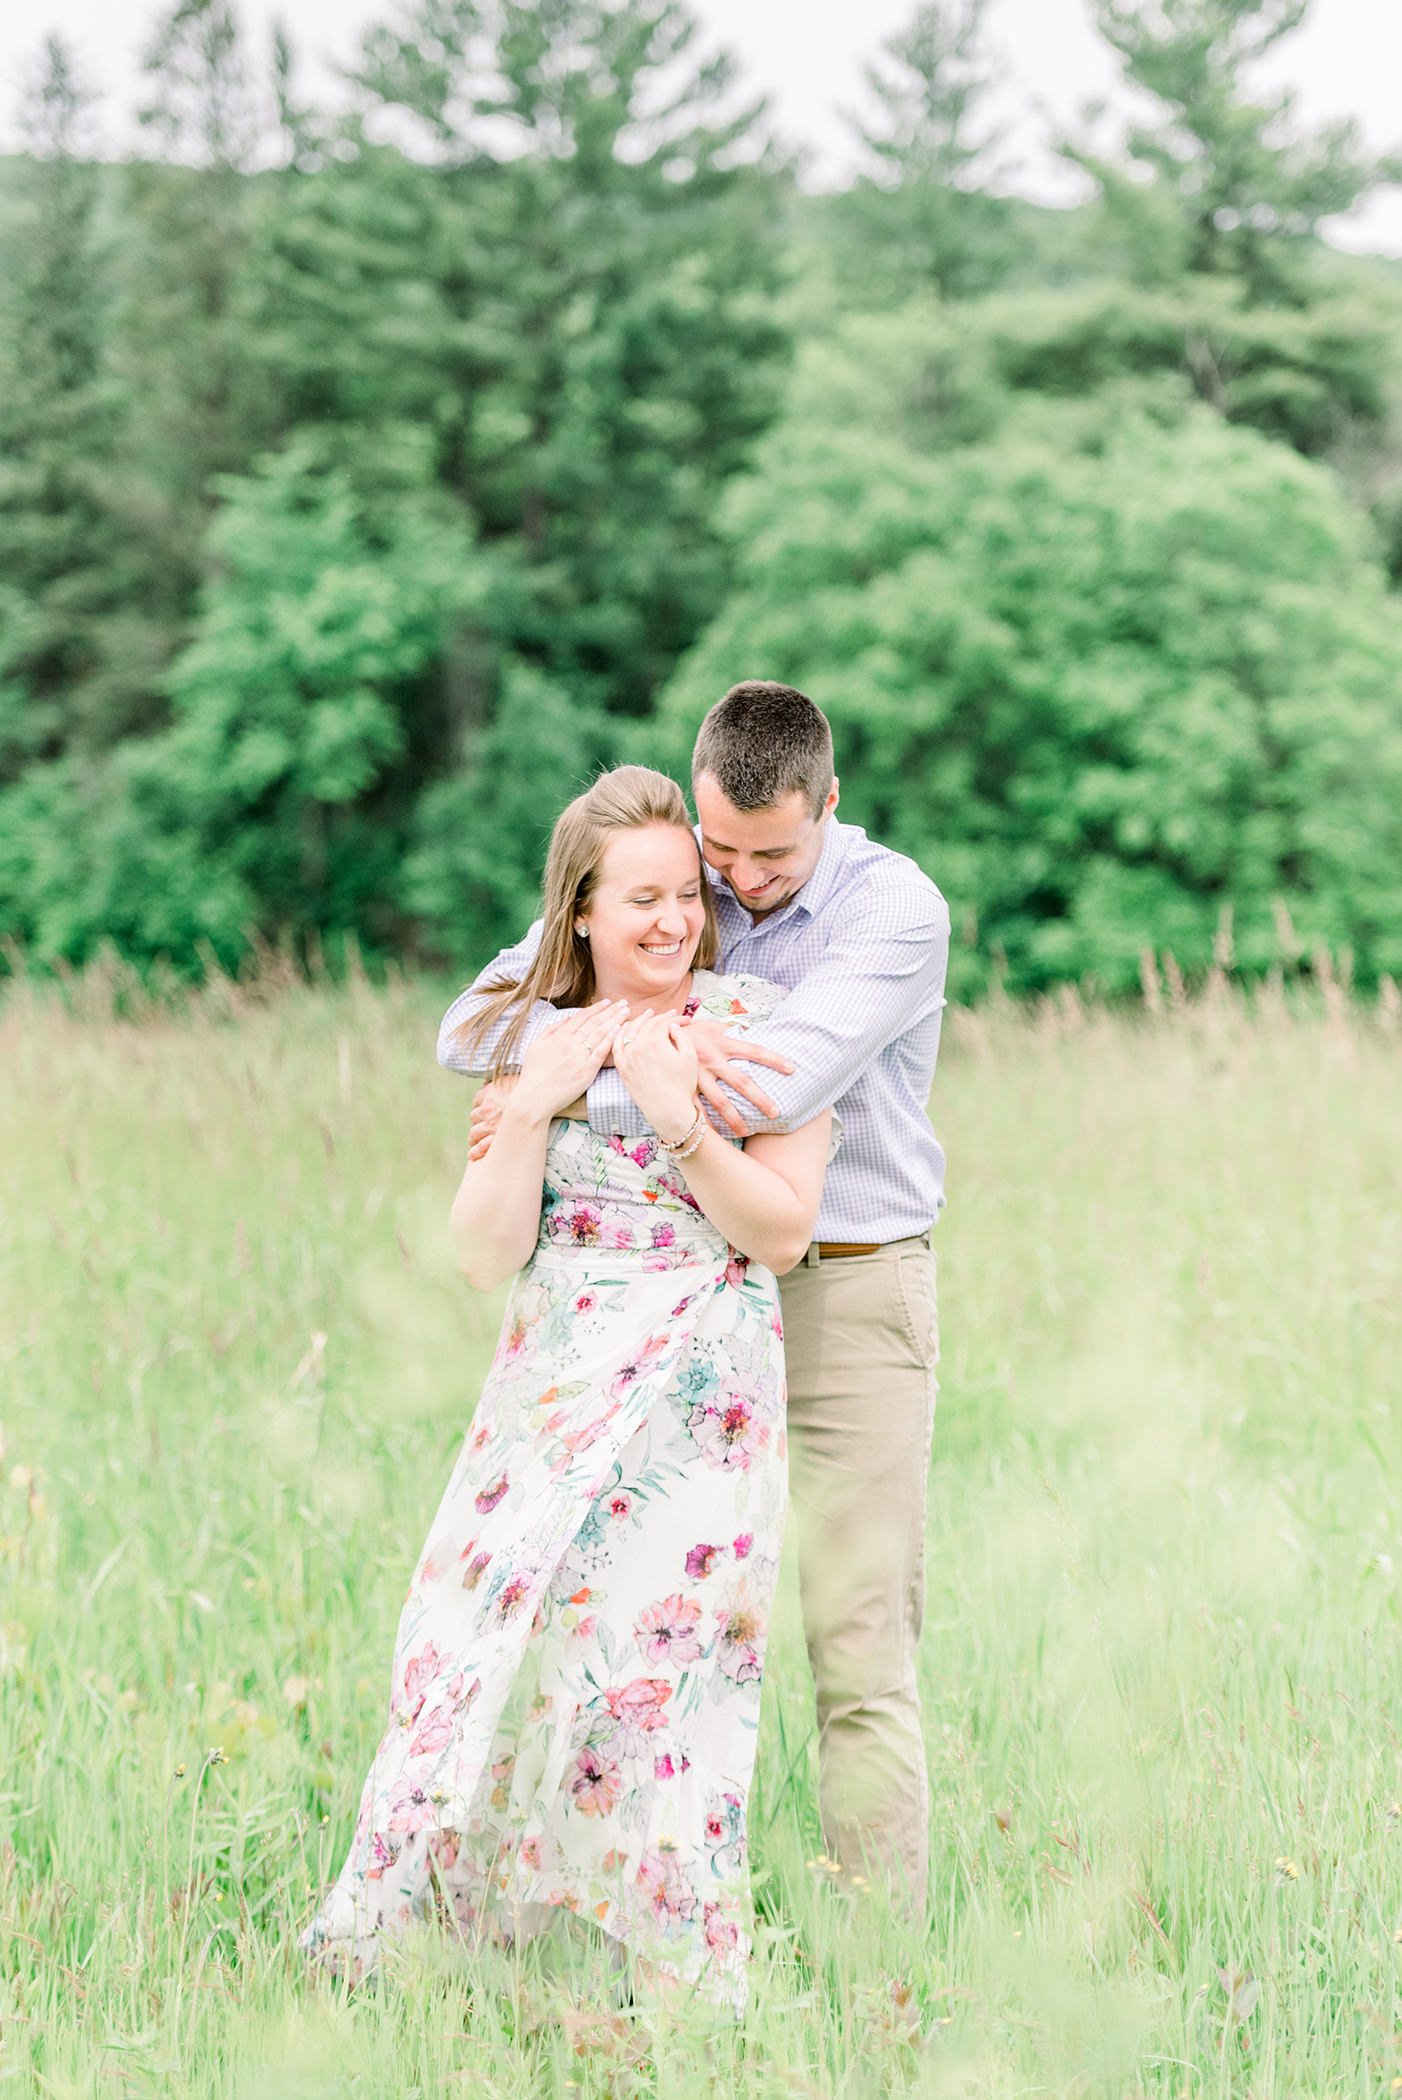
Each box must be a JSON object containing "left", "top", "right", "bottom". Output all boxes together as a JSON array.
[{"left": 777, "top": 1236, "right": 939, "bottom": 1914}]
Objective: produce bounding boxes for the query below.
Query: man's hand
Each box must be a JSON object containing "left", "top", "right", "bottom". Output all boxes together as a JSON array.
[
  {"left": 678, "top": 1017, "right": 796, "bottom": 1139},
  {"left": 468, "top": 1076, "right": 515, "bottom": 1161}
]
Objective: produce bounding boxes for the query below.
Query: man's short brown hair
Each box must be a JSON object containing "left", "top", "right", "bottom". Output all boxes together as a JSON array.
[{"left": 691, "top": 681, "right": 835, "bottom": 820}]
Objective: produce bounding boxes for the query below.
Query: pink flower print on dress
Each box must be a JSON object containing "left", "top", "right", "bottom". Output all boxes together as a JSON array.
[
  {"left": 490, "top": 1754, "right": 515, "bottom": 1811},
  {"left": 603, "top": 1677, "right": 673, "bottom": 1753},
  {"left": 636, "top": 1844, "right": 697, "bottom": 1927},
  {"left": 574, "top": 1290, "right": 598, "bottom": 1315},
  {"left": 427, "top": 1828, "right": 461, "bottom": 1873},
  {"left": 714, "top": 1577, "right": 767, "bottom": 1685},
  {"left": 599, "top": 1215, "right": 636, "bottom": 1251},
  {"left": 703, "top": 1791, "right": 742, "bottom": 1841},
  {"left": 366, "top": 1831, "right": 403, "bottom": 1881},
  {"left": 400, "top": 1641, "right": 445, "bottom": 1717},
  {"left": 724, "top": 1253, "right": 748, "bottom": 1290},
  {"left": 408, "top": 1704, "right": 454, "bottom": 1758},
  {"left": 702, "top": 1789, "right": 746, "bottom": 1874},
  {"left": 475, "top": 1473, "right": 509, "bottom": 1515},
  {"left": 419, "top": 1537, "right": 454, "bottom": 1582},
  {"left": 461, "top": 1550, "right": 492, "bottom": 1590},
  {"left": 608, "top": 1332, "right": 669, "bottom": 1400},
  {"left": 634, "top": 1593, "right": 706, "bottom": 1667},
  {"left": 686, "top": 1389, "right": 767, "bottom": 1471},
  {"left": 732, "top": 1532, "right": 753, "bottom": 1561},
  {"left": 685, "top": 1541, "right": 723, "bottom": 1580},
  {"left": 548, "top": 1400, "right": 621, "bottom": 1457},
  {"left": 386, "top": 1777, "right": 439, "bottom": 1832},
  {"left": 568, "top": 1744, "right": 622, "bottom": 1818},
  {"left": 654, "top": 1752, "right": 676, "bottom": 1779},
  {"left": 703, "top": 1902, "right": 741, "bottom": 1958},
  {"left": 607, "top": 1491, "right": 633, "bottom": 1519},
  {"left": 519, "top": 1835, "right": 543, "bottom": 1870},
  {"left": 650, "top": 1222, "right": 676, "bottom": 1249},
  {"left": 495, "top": 1575, "right": 531, "bottom": 1622}
]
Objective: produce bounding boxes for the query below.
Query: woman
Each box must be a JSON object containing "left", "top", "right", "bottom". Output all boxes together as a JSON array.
[{"left": 304, "top": 767, "right": 830, "bottom": 2002}]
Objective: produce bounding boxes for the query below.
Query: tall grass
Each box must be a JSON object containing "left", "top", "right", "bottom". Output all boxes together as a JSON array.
[{"left": 1, "top": 963, "right": 1400, "bottom": 2095}]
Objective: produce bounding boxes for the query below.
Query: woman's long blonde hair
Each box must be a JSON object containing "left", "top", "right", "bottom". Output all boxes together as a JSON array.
[{"left": 454, "top": 766, "right": 720, "bottom": 1080}]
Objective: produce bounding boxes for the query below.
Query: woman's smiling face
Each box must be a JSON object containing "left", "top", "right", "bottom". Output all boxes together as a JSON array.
[{"left": 579, "top": 822, "right": 708, "bottom": 1006}]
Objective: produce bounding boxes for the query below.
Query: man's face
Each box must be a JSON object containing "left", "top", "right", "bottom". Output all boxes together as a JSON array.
[{"left": 693, "top": 772, "right": 839, "bottom": 918}]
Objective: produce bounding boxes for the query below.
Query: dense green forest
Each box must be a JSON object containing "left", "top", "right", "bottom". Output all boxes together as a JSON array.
[{"left": 2, "top": 0, "right": 1401, "bottom": 996}]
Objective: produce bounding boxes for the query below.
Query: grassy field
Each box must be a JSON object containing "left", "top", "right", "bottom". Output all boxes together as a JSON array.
[{"left": 2, "top": 961, "right": 1401, "bottom": 2096}]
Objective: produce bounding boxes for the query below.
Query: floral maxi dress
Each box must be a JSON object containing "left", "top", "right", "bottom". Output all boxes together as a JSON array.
[{"left": 305, "top": 973, "right": 789, "bottom": 2001}]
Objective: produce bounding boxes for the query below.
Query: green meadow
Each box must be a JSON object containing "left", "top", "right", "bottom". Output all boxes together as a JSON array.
[{"left": 2, "top": 965, "right": 1400, "bottom": 2096}]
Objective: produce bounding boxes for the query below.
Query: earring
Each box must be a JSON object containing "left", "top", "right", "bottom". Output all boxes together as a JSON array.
[{"left": 575, "top": 923, "right": 589, "bottom": 939}]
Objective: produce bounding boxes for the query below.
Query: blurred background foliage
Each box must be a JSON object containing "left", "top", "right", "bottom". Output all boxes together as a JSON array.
[{"left": 2, "top": 0, "right": 1402, "bottom": 994}]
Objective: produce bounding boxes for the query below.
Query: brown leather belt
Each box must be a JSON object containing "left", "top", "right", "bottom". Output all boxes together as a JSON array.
[{"left": 814, "top": 1241, "right": 883, "bottom": 1258}]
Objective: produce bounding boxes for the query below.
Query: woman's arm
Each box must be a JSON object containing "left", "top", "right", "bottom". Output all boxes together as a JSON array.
[
  {"left": 449, "top": 1000, "right": 626, "bottom": 1290},
  {"left": 678, "top": 1115, "right": 831, "bottom": 1275},
  {"left": 613, "top": 1015, "right": 829, "bottom": 1275}
]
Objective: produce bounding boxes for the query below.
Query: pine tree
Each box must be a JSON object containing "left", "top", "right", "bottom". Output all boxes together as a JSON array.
[
  {"left": 0, "top": 37, "right": 138, "bottom": 775},
  {"left": 1071, "top": 0, "right": 1402, "bottom": 301},
  {"left": 118, "top": 0, "right": 278, "bottom": 575},
  {"left": 259, "top": 0, "right": 789, "bottom": 727},
  {"left": 826, "top": 1, "right": 1023, "bottom": 306}
]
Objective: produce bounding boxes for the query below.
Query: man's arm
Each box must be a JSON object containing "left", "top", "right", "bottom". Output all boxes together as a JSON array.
[
  {"left": 583, "top": 1063, "right": 652, "bottom": 1138},
  {"left": 437, "top": 922, "right": 551, "bottom": 1075},
  {"left": 695, "top": 882, "right": 950, "bottom": 1135}
]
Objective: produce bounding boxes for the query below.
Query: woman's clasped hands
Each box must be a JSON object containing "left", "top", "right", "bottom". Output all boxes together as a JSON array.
[
  {"left": 470, "top": 1002, "right": 706, "bottom": 1158},
  {"left": 512, "top": 999, "right": 630, "bottom": 1120},
  {"left": 612, "top": 1012, "right": 702, "bottom": 1147}
]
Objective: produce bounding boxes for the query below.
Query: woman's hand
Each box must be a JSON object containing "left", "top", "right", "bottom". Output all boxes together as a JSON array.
[
  {"left": 612, "top": 1012, "right": 700, "bottom": 1144},
  {"left": 512, "top": 1000, "right": 629, "bottom": 1122}
]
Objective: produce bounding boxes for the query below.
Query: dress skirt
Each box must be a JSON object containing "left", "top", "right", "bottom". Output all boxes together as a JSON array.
[{"left": 304, "top": 1098, "right": 787, "bottom": 2004}]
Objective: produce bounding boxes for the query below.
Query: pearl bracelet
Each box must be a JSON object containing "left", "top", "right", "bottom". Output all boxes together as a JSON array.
[{"left": 657, "top": 1105, "right": 706, "bottom": 1160}]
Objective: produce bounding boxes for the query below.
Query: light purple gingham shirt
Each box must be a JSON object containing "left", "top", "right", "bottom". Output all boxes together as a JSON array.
[{"left": 437, "top": 817, "right": 950, "bottom": 1244}]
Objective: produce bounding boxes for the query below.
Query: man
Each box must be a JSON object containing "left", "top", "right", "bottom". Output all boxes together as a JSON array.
[{"left": 438, "top": 681, "right": 949, "bottom": 1911}]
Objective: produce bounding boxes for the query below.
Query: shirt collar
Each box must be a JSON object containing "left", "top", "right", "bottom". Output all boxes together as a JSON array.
[{"left": 787, "top": 814, "right": 847, "bottom": 920}]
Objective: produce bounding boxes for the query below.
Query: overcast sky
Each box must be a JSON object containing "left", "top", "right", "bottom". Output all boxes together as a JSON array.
[{"left": 2, "top": 0, "right": 1399, "bottom": 253}]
